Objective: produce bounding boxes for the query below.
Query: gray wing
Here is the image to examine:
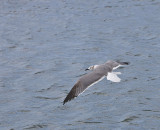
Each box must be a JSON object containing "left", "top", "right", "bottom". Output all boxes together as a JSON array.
[{"left": 63, "top": 71, "right": 105, "bottom": 105}]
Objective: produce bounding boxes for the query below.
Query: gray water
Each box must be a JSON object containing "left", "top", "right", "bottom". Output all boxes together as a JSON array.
[{"left": 0, "top": 0, "right": 160, "bottom": 130}]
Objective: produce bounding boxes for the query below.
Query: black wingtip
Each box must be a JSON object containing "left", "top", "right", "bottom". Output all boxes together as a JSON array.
[
  {"left": 63, "top": 81, "right": 80, "bottom": 105},
  {"left": 121, "top": 62, "right": 130, "bottom": 65},
  {"left": 116, "top": 61, "right": 130, "bottom": 65},
  {"left": 63, "top": 95, "right": 76, "bottom": 105},
  {"left": 63, "top": 94, "right": 73, "bottom": 105},
  {"left": 63, "top": 97, "right": 71, "bottom": 105},
  {"left": 63, "top": 98, "right": 67, "bottom": 105}
]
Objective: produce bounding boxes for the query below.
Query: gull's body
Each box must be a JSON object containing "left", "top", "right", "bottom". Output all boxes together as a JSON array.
[{"left": 63, "top": 60, "right": 129, "bottom": 105}]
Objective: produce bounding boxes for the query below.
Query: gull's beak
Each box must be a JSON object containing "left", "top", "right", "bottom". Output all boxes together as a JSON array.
[{"left": 85, "top": 68, "right": 89, "bottom": 71}]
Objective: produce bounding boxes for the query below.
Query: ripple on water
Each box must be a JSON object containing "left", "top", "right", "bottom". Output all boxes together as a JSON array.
[
  {"left": 121, "top": 116, "right": 139, "bottom": 123},
  {"left": 76, "top": 121, "right": 103, "bottom": 124},
  {"left": 34, "top": 96, "right": 61, "bottom": 100},
  {"left": 24, "top": 124, "right": 48, "bottom": 129}
]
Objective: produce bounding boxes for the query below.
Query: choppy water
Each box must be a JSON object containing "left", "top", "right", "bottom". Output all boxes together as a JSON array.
[{"left": 0, "top": 0, "right": 160, "bottom": 130}]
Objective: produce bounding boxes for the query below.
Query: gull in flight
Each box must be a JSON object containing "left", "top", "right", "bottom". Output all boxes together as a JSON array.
[{"left": 63, "top": 60, "right": 129, "bottom": 105}]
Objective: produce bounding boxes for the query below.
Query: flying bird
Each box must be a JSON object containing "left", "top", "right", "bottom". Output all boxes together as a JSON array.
[{"left": 63, "top": 60, "right": 129, "bottom": 105}]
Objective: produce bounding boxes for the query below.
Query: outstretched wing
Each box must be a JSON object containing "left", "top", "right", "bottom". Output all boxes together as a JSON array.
[{"left": 63, "top": 71, "right": 105, "bottom": 105}]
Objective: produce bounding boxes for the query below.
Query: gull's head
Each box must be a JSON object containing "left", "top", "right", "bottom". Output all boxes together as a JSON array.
[
  {"left": 85, "top": 65, "right": 94, "bottom": 71},
  {"left": 85, "top": 65, "right": 99, "bottom": 71}
]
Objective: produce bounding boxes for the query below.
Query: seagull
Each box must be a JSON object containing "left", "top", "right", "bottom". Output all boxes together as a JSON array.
[{"left": 63, "top": 60, "right": 129, "bottom": 105}]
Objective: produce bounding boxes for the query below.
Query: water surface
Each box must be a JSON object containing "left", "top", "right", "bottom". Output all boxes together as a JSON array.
[{"left": 0, "top": 0, "right": 160, "bottom": 129}]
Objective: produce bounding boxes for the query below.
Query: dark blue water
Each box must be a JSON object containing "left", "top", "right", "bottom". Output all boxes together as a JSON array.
[{"left": 0, "top": 0, "right": 160, "bottom": 129}]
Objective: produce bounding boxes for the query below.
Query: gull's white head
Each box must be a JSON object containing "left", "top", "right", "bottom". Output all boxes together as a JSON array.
[{"left": 85, "top": 65, "right": 98, "bottom": 71}]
